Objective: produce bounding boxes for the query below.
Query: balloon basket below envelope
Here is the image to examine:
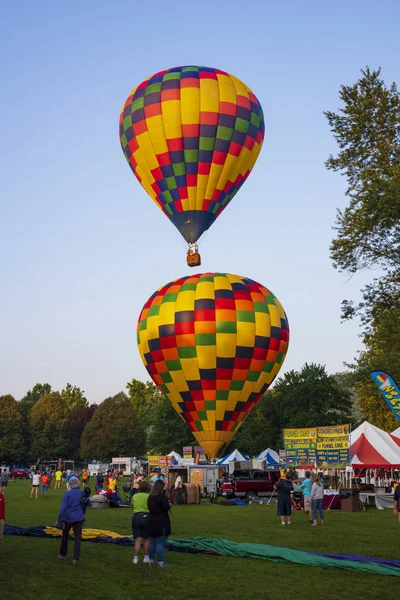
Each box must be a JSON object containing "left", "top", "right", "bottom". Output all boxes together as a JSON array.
[{"left": 187, "top": 250, "right": 201, "bottom": 268}]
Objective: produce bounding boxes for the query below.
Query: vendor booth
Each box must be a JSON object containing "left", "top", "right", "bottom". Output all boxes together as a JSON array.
[{"left": 349, "top": 421, "right": 400, "bottom": 509}]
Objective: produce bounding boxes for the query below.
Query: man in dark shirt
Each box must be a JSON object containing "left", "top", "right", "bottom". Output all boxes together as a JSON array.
[
  {"left": 274, "top": 473, "right": 294, "bottom": 527},
  {"left": 393, "top": 484, "right": 400, "bottom": 521}
]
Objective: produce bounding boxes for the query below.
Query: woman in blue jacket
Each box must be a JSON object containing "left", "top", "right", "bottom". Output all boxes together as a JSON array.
[{"left": 55, "top": 477, "right": 86, "bottom": 564}]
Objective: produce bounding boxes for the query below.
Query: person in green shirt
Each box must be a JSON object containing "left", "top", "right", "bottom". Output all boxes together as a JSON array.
[{"left": 131, "top": 480, "right": 151, "bottom": 564}]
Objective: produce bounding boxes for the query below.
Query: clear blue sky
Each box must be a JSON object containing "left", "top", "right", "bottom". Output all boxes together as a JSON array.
[{"left": 1, "top": 1, "right": 399, "bottom": 403}]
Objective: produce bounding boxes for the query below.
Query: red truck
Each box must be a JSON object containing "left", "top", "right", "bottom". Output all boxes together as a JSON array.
[{"left": 221, "top": 468, "right": 280, "bottom": 502}]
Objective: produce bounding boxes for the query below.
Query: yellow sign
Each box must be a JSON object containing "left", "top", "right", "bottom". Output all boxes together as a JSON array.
[
  {"left": 147, "top": 455, "right": 170, "bottom": 467},
  {"left": 317, "top": 424, "right": 350, "bottom": 438},
  {"left": 317, "top": 439, "right": 349, "bottom": 450},
  {"left": 284, "top": 428, "right": 317, "bottom": 440}
]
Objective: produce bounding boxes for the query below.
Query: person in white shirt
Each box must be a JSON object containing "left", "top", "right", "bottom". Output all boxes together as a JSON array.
[
  {"left": 30, "top": 471, "right": 41, "bottom": 499},
  {"left": 174, "top": 472, "right": 183, "bottom": 505}
]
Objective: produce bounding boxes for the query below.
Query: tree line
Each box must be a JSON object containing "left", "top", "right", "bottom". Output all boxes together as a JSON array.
[{"left": 0, "top": 364, "right": 357, "bottom": 465}]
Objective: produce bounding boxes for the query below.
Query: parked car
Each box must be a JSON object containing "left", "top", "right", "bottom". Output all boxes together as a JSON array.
[
  {"left": 221, "top": 468, "right": 280, "bottom": 501},
  {"left": 9, "top": 468, "right": 31, "bottom": 479}
]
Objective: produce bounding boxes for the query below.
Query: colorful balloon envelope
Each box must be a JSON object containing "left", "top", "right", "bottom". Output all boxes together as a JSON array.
[
  {"left": 120, "top": 66, "right": 265, "bottom": 250},
  {"left": 137, "top": 273, "right": 289, "bottom": 458}
]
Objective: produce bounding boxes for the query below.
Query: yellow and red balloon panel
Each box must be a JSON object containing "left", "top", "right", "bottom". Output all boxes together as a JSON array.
[
  {"left": 137, "top": 273, "right": 289, "bottom": 458},
  {"left": 120, "top": 66, "right": 265, "bottom": 244}
]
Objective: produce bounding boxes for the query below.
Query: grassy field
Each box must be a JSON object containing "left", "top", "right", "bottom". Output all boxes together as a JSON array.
[{"left": 1, "top": 479, "right": 398, "bottom": 600}]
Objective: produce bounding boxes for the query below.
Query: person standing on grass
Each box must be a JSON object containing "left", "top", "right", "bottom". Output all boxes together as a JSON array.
[
  {"left": 298, "top": 471, "right": 313, "bottom": 523},
  {"left": 0, "top": 469, "right": 8, "bottom": 494},
  {"left": 0, "top": 490, "right": 5, "bottom": 556},
  {"left": 95, "top": 471, "right": 104, "bottom": 492},
  {"left": 82, "top": 469, "right": 89, "bottom": 487},
  {"left": 393, "top": 483, "right": 400, "bottom": 522},
  {"left": 310, "top": 476, "right": 324, "bottom": 526},
  {"left": 108, "top": 473, "right": 117, "bottom": 493},
  {"left": 147, "top": 479, "right": 171, "bottom": 567},
  {"left": 274, "top": 472, "right": 294, "bottom": 527},
  {"left": 55, "top": 477, "right": 85, "bottom": 565},
  {"left": 30, "top": 470, "right": 41, "bottom": 498},
  {"left": 54, "top": 468, "right": 63, "bottom": 490},
  {"left": 40, "top": 472, "right": 50, "bottom": 498},
  {"left": 174, "top": 471, "right": 183, "bottom": 505},
  {"left": 150, "top": 468, "right": 164, "bottom": 489},
  {"left": 131, "top": 480, "right": 151, "bottom": 565}
]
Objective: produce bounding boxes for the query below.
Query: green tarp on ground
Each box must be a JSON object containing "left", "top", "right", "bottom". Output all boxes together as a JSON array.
[
  {"left": 167, "top": 536, "right": 400, "bottom": 578},
  {"left": 4, "top": 526, "right": 400, "bottom": 577}
]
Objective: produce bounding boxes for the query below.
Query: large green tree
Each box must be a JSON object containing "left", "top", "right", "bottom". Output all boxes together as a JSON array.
[
  {"left": 19, "top": 383, "right": 52, "bottom": 418},
  {"left": 61, "top": 383, "right": 88, "bottom": 411},
  {"left": 80, "top": 392, "right": 146, "bottom": 460},
  {"left": 126, "top": 378, "right": 162, "bottom": 424},
  {"left": 29, "top": 392, "right": 69, "bottom": 459},
  {"left": 0, "top": 395, "right": 26, "bottom": 464},
  {"left": 325, "top": 66, "right": 400, "bottom": 304},
  {"left": 345, "top": 307, "right": 400, "bottom": 430},
  {"left": 64, "top": 405, "right": 97, "bottom": 460},
  {"left": 325, "top": 67, "right": 400, "bottom": 429},
  {"left": 274, "top": 363, "right": 353, "bottom": 429}
]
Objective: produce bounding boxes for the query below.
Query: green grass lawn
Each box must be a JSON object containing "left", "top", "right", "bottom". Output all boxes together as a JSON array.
[{"left": 1, "top": 479, "right": 398, "bottom": 600}]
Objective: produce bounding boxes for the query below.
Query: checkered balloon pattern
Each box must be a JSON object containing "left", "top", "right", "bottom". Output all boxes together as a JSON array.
[
  {"left": 120, "top": 66, "right": 265, "bottom": 244},
  {"left": 137, "top": 273, "right": 289, "bottom": 458}
]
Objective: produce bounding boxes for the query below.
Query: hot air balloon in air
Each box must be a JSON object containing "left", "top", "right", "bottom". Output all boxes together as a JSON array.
[
  {"left": 137, "top": 273, "right": 289, "bottom": 458},
  {"left": 120, "top": 66, "right": 265, "bottom": 267}
]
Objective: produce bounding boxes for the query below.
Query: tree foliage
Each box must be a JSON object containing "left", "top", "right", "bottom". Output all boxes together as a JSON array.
[
  {"left": 19, "top": 383, "right": 52, "bottom": 418},
  {"left": 325, "top": 67, "right": 400, "bottom": 290},
  {"left": 326, "top": 67, "right": 400, "bottom": 431},
  {"left": 29, "top": 392, "right": 69, "bottom": 459},
  {"left": 80, "top": 392, "right": 146, "bottom": 460},
  {"left": 345, "top": 307, "right": 400, "bottom": 430},
  {"left": 61, "top": 383, "right": 88, "bottom": 411},
  {"left": 64, "top": 405, "right": 97, "bottom": 460},
  {"left": 0, "top": 395, "right": 26, "bottom": 463},
  {"left": 126, "top": 379, "right": 162, "bottom": 423}
]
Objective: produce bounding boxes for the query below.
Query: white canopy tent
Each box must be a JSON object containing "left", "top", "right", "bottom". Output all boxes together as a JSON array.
[
  {"left": 256, "top": 448, "right": 280, "bottom": 464},
  {"left": 217, "top": 449, "right": 250, "bottom": 465}
]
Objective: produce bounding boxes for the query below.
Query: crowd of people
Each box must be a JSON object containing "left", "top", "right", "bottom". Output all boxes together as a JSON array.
[
  {"left": 52, "top": 466, "right": 173, "bottom": 567},
  {"left": 1, "top": 462, "right": 398, "bottom": 567}
]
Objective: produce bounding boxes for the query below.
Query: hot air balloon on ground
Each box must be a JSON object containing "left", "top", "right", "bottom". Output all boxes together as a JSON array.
[
  {"left": 120, "top": 66, "right": 265, "bottom": 267},
  {"left": 137, "top": 273, "right": 289, "bottom": 458}
]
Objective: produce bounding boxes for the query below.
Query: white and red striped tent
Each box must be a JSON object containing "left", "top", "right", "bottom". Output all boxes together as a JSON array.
[
  {"left": 350, "top": 421, "right": 400, "bottom": 468},
  {"left": 390, "top": 427, "right": 400, "bottom": 447}
]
